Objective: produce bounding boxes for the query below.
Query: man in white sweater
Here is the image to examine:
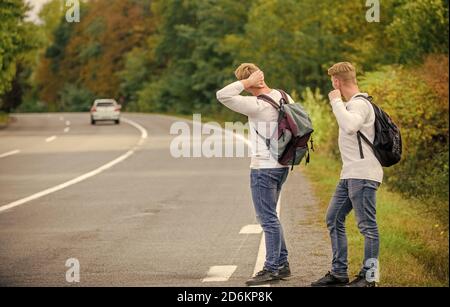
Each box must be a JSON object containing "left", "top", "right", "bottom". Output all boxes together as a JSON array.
[
  {"left": 216, "top": 63, "right": 293, "bottom": 286},
  {"left": 312, "top": 62, "right": 383, "bottom": 287}
]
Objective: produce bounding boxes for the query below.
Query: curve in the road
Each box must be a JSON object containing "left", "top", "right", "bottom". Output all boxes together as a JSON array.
[{"left": 0, "top": 117, "right": 147, "bottom": 214}]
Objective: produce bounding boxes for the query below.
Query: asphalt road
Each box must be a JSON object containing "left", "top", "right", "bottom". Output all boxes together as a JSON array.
[{"left": 0, "top": 113, "right": 330, "bottom": 287}]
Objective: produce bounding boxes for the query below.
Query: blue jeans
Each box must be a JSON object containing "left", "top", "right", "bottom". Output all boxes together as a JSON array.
[
  {"left": 250, "top": 168, "right": 289, "bottom": 272},
  {"left": 326, "top": 179, "right": 380, "bottom": 277}
]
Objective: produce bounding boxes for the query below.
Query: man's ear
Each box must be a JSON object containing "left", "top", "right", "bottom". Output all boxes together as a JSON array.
[{"left": 332, "top": 77, "right": 340, "bottom": 90}]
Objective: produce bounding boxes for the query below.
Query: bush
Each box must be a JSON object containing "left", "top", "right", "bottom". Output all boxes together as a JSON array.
[
  {"left": 360, "top": 65, "right": 449, "bottom": 212},
  {"left": 295, "top": 87, "right": 339, "bottom": 158},
  {"left": 59, "top": 84, "right": 95, "bottom": 112},
  {"left": 15, "top": 99, "right": 48, "bottom": 113}
]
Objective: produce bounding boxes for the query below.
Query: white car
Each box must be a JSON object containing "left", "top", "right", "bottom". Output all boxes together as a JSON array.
[{"left": 90, "top": 99, "right": 121, "bottom": 125}]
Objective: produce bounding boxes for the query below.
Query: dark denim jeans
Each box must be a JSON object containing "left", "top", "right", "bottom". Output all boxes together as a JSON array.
[
  {"left": 250, "top": 167, "right": 289, "bottom": 272},
  {"left": 326, "top": 179, "right": 380, "bottom": 278}
]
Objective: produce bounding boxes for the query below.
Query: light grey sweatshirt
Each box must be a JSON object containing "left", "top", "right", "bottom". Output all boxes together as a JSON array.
[
  {"left": 216, "top": 81, "right": 292, "bottom": 169},
  {"left": 331, "top": 93, "right": 383, "bottom": 183}
]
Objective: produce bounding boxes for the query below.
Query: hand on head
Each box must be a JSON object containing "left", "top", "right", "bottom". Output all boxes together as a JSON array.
[{"left": 243, "top": 70, "right": 265, "bottom": 89}]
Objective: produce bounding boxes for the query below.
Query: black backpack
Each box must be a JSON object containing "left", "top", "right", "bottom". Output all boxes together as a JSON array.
[{"left": 355, "top": 95, "right": 402, "bottom": 167}]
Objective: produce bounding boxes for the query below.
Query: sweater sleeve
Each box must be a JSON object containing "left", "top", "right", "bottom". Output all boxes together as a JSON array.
[
  {"left": 216, "top": 81, "right": 266, "bottom": 117},
  {"left": 331, "top": 98, "right": 370, "bottom": 135}
]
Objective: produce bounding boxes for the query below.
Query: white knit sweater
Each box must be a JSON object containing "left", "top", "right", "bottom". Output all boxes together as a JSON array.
[
  {"left": 331, "top": 93, "right": 383, "bottom": 183},
  {"left": 216, "top": 81, "right": 292, "bottom": 169}
]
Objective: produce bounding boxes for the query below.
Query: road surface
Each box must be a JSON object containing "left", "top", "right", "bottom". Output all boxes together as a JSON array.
[{"left": 0, "top": 113, "right": 330, "bottom": 286}]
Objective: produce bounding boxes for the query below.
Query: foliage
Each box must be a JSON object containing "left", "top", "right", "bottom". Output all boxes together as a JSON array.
[
  {"left": 133, "top": 0, "right": 250, "bottom": 116},
  {"left": 36, "top": 0, "right": 155, "bottom": 110},
  {"left": 295, "top": 88, "right": 339, "bottom": 158},
  {"left": 0, "top": 0, "right": 37, "bottom": 98},
  {"left": 386, "top": 0, "right": 449, "bottom": 63},
  {"left": 360, "top": 63, "right": 449, "bottom": 205}
]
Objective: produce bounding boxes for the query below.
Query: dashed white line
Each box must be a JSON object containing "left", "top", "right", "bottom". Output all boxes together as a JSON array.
[
  {"left": 0, "top": 150, "right": 21, "bottom": 159},
  {"left": 45, "top": 136, "right": 57, "bottom": 143},
  {"left": 59, "top": 116, "right": 64, "bottom": 121},
  {"left": 202, "top": 265, "right": 237, "bottom": 282},
  {"left": 64, "top": 127, "right": 70, "bottom": 133},
  {"left": 65, "top": 120, "right": 71, "bottom": 126},
  {"left": 201, "top": 122, "right": 278, "bottom": 285},
  {"left": 0, "top": 117, "right": 147, "bottom": 214},
  {"left": 239, "top": 224, "right": 263, "bottom": 234}
]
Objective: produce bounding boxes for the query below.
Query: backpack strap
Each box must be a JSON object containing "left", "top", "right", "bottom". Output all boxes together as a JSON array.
[
  {"left": 255, "top": 90, "right": 289, "bottom": 150},
  {"left": 254, "top": 93, "right": 281, "bottom": 149},
  {"left": 277, "top": 89, "right": 290, "bottom": 105},
  {"left": 254, "top": 128, "right": 271, "bottom": 150},
  {"left": 354, "top": 94, "right": 373, "bottom": 102},
  {"left": 257, "top": 94, "right": 281, "bottom": 110},
  {"left": 354, "top": 94, "right": 375, "bottom": 159}
]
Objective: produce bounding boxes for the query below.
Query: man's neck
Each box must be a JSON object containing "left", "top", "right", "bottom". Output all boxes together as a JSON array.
[
  {"left": 343, "top": 86, "right": 361, "bottom": 102},
  {"left": 252, "top": 86, "right": 272, "bottom": 97}
]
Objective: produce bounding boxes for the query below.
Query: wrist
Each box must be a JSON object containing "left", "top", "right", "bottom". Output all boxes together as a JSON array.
[
  {"left": 330, "top": 97, "right": 342, "bottom": 105},
  {"left": 241, "top": 79, "right": 252, "bottom": 90}
]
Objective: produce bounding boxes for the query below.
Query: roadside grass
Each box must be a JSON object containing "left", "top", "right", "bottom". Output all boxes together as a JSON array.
[
  {"left": 300, "top": 154, "right": 449, "bottom": 287},
  {"left": 0, "top": 112, "right": 9, "bottom": 128}
]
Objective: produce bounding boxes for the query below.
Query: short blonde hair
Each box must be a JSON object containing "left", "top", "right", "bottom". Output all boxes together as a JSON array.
[
  {"left": 234, "top": 63, "right": 260, "bottom": 80},
  {"left": 328, "top": 62, "right": 357, "bottom": 84}
]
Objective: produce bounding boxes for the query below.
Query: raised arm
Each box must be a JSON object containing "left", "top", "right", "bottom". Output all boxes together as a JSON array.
[
  {"left": 216, "top": 70, "right": 265, "bottom": 117},
  {"left": 331, "top": 98, "right": 370, "bottom": 135}
]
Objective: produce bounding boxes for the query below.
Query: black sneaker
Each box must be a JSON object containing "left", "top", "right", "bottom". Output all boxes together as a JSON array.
[
  {"left": 311, "top": 271, "right": 349, "bottom": 287},
  {"left": 278, "top": 262, "right": 291, "bottom": 279},
  {"left": 245, "top": 268, "right": 280, "bottom": 286},
  {"left": 346, "top": 272, "right": 376, "bottom": 287}
]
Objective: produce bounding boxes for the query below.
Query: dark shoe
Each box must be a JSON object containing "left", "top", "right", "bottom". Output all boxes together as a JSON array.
[
  {"left": 311, "top": 271, "right": 349, "bottom": 287},
  {"left": 346, "top": 273, "right": 376, "bottom": 287},
  {"left": 278, "top": 262, "right": 291, "bottom": 279},
  {"left": 245, "top": 268, "right": 279, "bottom": 286}
]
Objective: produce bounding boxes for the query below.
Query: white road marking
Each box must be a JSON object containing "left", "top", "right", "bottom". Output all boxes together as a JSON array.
[
  {"left": 203, "top": 121, "right": 279, "bottom": 285},
  {"left": 64, "top": 127, "right": 70, "bottom": 133},
  {"left": 202, "top": 265, "right": 237, "bottom": 282},
  {"left": 45, "top": 136, "right": 57, "bottom": 143},
  {"left": 65, "top": 120, "right": 71, "bottom": 126},
  {"left": 0, "top": 150, "right": 20, "bottom": 159},
  {"left": 0, "top": 117, "right": 147, "bottom": 214},
  {"left": 122, "top": 117, "right": 148, "bottom": 139},
  {"left": 59, "top": 116, "right": 64, "bottom": 121},
  {"left": 239, "top": 224, "right": 262, "bottom": 234}
]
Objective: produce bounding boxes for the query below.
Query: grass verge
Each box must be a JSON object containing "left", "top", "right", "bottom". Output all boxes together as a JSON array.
[{"left": 300, "top": 154, "right": 449, "bottom": 287}]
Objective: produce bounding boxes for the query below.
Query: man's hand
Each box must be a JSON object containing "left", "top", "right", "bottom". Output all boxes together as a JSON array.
[
  {"left": 328, "top": 89, "right": 342, "bottom": 103},
  {"left": 242, "top": 70, "right": 264, "bottom": 89}
]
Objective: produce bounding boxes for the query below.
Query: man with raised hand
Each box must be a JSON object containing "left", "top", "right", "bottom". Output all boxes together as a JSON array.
[
  {"left": 311, "top": 62, "right": 383, "bottom": 287},
  {"left": 216, "top": 63, "right": 293, "bottom": 286}
]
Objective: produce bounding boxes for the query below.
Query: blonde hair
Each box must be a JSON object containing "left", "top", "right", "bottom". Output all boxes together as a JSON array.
[
  {"left": 234, "top": 63, "right": 260, "bottom": 80},
  {"left": 327, "top": 62, "right": 357, "bottom": 85}
]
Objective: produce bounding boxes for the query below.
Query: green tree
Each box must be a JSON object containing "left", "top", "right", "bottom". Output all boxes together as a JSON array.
[
  {"left": 136, "top": 0, "right": 250, "bottom": 117},
  {"left": 36, "top": 0, "right": 155, "bottom": 110},
  {"left": 38, "top": 0, "right": 65, "bottom": 45},
  {"left": 1, "top": 1, "right": 42, "bottom": 111},
  {"left": 117, "top": 48, "right": 151, "bottom": 108},
  {"left": 386, "top": 0, "right": 449, "bottom": 63},
  {"left": 0, "top": 0, "right": 35, "bottom": 98}
]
